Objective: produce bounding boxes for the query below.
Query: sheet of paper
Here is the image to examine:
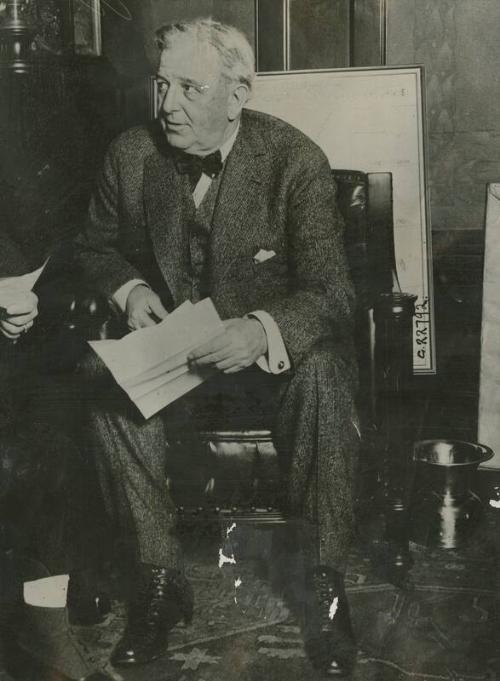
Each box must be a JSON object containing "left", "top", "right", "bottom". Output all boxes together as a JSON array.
[
  {"left": 89, "top": 298, "right": 224, "bottom": 418},
  {"left": 90, "top": 299, "right": 224, "bottom": 382},
  {"left": 0, "top": 258, "right": 50, "bottom": 292},
  {"left": 134, "top": 369, "right": 215, "bottom": 419}
]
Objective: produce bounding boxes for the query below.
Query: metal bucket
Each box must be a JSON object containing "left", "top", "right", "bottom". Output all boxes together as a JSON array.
[{"left": 409, "top": 440, "right": 494, "bottom": 548}]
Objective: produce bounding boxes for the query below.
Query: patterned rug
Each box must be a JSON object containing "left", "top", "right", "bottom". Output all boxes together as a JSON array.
[{"left": 74, "top": 514, "right": 500, "bottom": 681}]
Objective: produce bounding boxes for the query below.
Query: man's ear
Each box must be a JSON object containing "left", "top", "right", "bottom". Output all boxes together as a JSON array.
[{"left": 228, "top": 83, "right": 249, "bottom": 121}]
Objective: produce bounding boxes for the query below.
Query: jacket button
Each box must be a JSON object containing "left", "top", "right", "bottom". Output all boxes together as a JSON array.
[{"left": 278, "top": 360, "right": 285, "bottom": 370}]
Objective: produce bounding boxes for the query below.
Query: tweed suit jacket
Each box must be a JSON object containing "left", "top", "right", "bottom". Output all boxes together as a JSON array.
[{"left": 75, "top": 109, "right": 356, "bottom": 367}]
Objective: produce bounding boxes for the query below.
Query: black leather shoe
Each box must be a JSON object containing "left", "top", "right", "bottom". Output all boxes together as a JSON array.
[
  {"left": 111, "top": 565, "right": 194, "bottom": 667},
  {"left": 303, "top": 567, "right": 357, "bottom": 676}
]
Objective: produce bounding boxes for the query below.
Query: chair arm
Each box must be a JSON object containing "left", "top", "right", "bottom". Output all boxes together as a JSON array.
[
  {"left": 32, "top": 282, "right": 113, "bottom": 373},
  {"left": 36, "top": 279, "right": 110, "bottom": 337}
]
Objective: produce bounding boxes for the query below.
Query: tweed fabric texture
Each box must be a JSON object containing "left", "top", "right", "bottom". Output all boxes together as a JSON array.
[
  {"left": 82, "top": 352, "right": 184, "bottom": 569},
  {"left": 82, "top": 344, "right": 358, "bottom": 570},
  {"left": 188, "top": 173, "right": 223, "bottom": 302}
]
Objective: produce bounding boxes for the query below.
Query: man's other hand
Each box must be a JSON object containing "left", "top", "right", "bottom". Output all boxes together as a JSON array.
[
  {"left": 188, "top": 318, "right": 268, "bottom": 374},
  {"left": 125, "top": 284, "right": 168, "bottom": 330},
  {"left": 0, "top": 290, "right": 38, "bottom": 340}
]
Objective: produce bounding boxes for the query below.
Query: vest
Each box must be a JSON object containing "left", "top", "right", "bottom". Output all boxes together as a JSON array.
[{"left": 186, "top": 174, "right": 223, "bottom": 303}]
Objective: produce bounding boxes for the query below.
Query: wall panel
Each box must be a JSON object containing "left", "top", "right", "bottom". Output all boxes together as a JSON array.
[
  {"left": 388, "top": 0, "right": 500, "bottom": 232},
  {"left": 352, "top": 0, "right": 386, "bottom": 66},
  {"left": 289, "top": 0, "right": 350, "bottom": 69}
]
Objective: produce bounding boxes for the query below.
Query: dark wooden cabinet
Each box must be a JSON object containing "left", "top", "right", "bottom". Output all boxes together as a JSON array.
[
  {"left": 0, "top": 0, "right": 144, "bottom": 263},
  {"left": 0, "top": 56, "right": 121, "bottom": 264}
]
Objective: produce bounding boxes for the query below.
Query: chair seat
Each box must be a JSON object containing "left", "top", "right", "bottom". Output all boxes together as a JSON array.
[{"left": 166, "top": 429, "right": 286, "bottom": 523}]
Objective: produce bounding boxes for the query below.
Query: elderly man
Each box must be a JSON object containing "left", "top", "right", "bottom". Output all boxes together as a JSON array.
[{"left": 76, "top": 18, "right": 359, "bottom": 676}]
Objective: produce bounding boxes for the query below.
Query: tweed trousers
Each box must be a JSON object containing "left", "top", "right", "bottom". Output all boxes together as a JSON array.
[{"left": 82, "top": 341, "right": 359, "bottom": 572}]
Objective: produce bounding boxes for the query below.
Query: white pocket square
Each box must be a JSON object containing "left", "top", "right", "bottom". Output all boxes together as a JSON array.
[{"left": 253, "top": 249, "right": 276, "bottom": 264}]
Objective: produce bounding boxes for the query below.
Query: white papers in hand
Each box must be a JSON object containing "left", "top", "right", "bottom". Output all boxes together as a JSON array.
[
  {"left": 88, "top": 298, "right": 224, "bottom": 419},
  {"left": 0, "top": 258, "right": 50, "bottom": 292}
]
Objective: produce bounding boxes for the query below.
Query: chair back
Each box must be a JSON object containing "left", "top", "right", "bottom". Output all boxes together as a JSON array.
[
  {"left": 333, "top": 170, "right": 395, "bottom": 428},
  {"left": 333, "top": 170, "right": 395, "bottom": 308}
]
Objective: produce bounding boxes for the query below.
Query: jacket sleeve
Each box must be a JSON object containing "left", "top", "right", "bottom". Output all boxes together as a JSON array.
[
  {"left": 262, "top": 150, "right": 356, "bottom": 366},
  {"left": 0, "top": 230, "right": 28, "bottom": 277},
  {"left": 74, "top": 140, "right": 144, "bottom": 299}
]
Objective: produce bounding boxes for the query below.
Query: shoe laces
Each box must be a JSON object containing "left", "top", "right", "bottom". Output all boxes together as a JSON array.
[
  {"left": 147, "top": 568, "right": 172, "bottom": 622},
  {"left": 127, "top": 569, "right": 178, "bottom": 642},
  {"left": 313, "top": 570, "right": 338, "bottom": 626}
]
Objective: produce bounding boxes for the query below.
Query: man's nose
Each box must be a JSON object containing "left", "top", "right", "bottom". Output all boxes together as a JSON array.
[{"left": 161, "top": 83, "right": 180, "bottom": 114}]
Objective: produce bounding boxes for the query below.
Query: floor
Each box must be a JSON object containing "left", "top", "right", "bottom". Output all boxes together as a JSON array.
[
  {"left": 3, "top": 465, "right": 500, "bottom": 681},
  {"left": 66, "top": 473, "right": 500, "bottom": 681}
]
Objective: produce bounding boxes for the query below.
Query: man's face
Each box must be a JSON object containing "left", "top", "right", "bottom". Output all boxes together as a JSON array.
[{"left": 156, "top": 36, "right": 235, "bottom": 155}]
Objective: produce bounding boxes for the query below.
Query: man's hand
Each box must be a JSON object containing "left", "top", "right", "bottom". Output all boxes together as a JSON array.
[
  {"left": 187, "top": 317, "right": 268, "bottom": 374},
  {"left": 125, "top": 284, "right": 168, "bottom": 330},
  {"left": 0, "top": 290, "right": 38, "bottom": 340}
]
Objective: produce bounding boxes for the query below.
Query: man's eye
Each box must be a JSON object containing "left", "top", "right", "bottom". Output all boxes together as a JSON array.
[
  {"left": 157, "top": 81, "right": 169, "bottom": 95},
  {"left": 182, "top": 83, "right": 200, "bottom": 98}
]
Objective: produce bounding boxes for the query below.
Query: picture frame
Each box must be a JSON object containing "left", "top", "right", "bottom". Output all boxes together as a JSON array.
[
  {"left": 254, "top": 0, "right": 352, "bottom": 71},
  {"left": 69, "top": 0, "right": 102, "bottom": 57},
  {"left": 253, "top": 0, "right": 387, "bottom": 71},
  {"left": 351, "top": 0, "right": 387, "bottom": 67}
]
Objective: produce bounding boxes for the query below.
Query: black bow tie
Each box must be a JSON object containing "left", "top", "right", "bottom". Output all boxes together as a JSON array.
[{"left": 173, "top": 149, "right": 223, "bottom": 189}]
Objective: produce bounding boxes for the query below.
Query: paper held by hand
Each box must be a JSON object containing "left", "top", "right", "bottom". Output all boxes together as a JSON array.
[
  {"left": 88, "top": 298, "right": 224, "bottom": 419},
  {"left": 0, "top": 258, "right": 50, "bottom": 292}
]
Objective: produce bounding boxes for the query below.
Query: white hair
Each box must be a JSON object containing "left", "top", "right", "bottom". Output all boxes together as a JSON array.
[{"left": 155, "top": 18, "right": 256, "bottom": 90}]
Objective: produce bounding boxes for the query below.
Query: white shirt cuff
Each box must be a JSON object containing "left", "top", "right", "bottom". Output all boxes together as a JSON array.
[
  {"left": 247, "top": 310, "right": 291, "bottom": 374},
  {"left": 112, "top": 279, "right": 149, "bottom": 312}
]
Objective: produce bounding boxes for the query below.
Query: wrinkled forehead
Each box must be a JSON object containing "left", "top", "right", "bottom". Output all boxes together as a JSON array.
[{"left": 157, "top": 35, "right": 222, "bottom": 84}]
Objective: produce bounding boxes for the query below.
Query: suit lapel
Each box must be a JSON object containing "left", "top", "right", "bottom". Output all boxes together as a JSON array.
[
  {"left": 209, "top": 118, "right": 266, "bottom": 281},
  {"left": 142, "top": 116, "right": 267, "bottom": 304},
  {"left": 143, "top": 150, "right": 191, "bottom": 306}
]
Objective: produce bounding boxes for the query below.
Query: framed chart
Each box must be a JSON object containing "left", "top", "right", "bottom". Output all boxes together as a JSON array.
[
  {"left": 70, "top": 0, "right": 102, "bottom": 56},
  {"left": 248, "top": 67, "right": 435, "bottom": 373}
]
